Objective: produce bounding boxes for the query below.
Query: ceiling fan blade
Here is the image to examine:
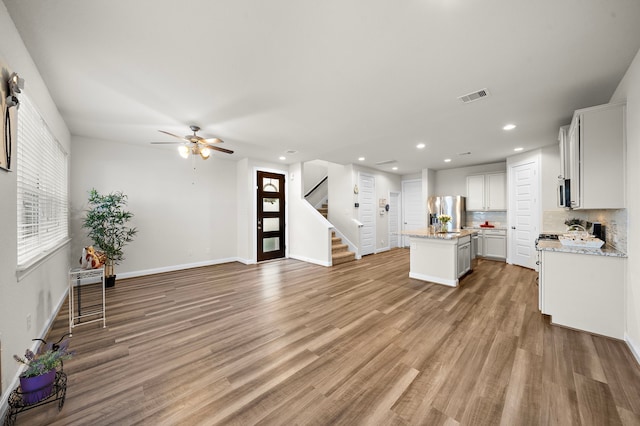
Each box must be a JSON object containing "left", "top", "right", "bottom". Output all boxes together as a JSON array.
[
  {"left": 150, "top": 141, "right": 185, "bottom": 145},
  {"left": 204, "top": 137, "right": 224, "bottom": 144},
  {"left": 207, "top": 145, "right": 234, "bottom": 154},
  {"left": 158, "top": 130, "right": 190, "bottom": 142}
]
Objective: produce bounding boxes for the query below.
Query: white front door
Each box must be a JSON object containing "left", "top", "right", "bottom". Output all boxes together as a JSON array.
[
  {"left": 401, "top": 179, "right": 424, "bottom": 247},
  {"left": 509, "top": 159, "right": 538, "bottom": 269},
  {"left": 389, "top": 192, "right": 400, "bottom": 248},
  {"left": 359, "top": 173, "right": 376, "bottom": 256}
]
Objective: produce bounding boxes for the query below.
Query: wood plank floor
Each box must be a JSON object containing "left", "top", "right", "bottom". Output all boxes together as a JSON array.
[{"left": 14, "top": 249, "right": 640, "bottom": 425}]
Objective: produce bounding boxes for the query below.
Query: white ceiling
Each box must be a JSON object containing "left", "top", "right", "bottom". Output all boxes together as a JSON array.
[{"left": 4, "top": 0, "right": 640, "bottom": 174}]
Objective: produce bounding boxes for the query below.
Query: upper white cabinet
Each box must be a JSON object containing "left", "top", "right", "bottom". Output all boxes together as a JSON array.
[
  {"left": 466, "top": 172, "right": 506, "bottom": 211},
  {"left": 565, "top": 103, "right": 625, "bottom": 209}
]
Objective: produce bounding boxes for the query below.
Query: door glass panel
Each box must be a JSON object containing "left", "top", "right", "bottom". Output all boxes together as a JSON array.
[
  {"left": 263, "top": 178, "right": 279, "bottom": 192},
  {"left": 263, "top": 237, "right": 280, "bottom": 252},
  {"left": 263, "top": 198, "right": 280, "bottom": 212},
  {"left": 263, "top": 218, "right": 279, "bottom": 232}
]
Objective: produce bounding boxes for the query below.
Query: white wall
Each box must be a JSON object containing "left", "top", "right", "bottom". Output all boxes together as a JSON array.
[
  {"left": 611, "top": 47, "right": 640, "bottom": 360},
  {"left": 288, "top": 162, "right": 331, "bottom": 265},
  {"left": 302, "top": 160, "right": 328, "bottom": 194},
  {"left": 540, "top": 144, "right": 562, "bottom": 212},
  {"left": 327, "top": 162, "right": 358, "bottom": 248},
  {"left": 352, "top": 165, "right": 402, "bottom": 251},
  {"left": 70, "top": 137, "right": 238, "bottom": 277},
  {"left": 433, "top": 161, "right": 506, "bottom": 196},
  {"left": 0, "top": 3, "right": 71, "bottom": 404}
]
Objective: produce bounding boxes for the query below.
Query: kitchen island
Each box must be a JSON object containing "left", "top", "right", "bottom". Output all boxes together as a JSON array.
[{"left": 403, "top": 229, "right": 478, "bottom": 287}]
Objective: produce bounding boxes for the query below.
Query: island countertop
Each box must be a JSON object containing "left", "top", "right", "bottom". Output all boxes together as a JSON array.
[{"left": 401, "top": 228, "right": 478, "bottom": 240}]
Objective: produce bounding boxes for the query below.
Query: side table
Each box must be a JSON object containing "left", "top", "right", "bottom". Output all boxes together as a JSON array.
[{"left": 68, "top": 267, "right": 106, "bottom": 336}]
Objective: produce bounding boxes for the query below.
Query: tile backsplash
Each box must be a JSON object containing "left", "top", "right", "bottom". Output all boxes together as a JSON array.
[
  {"left": 543, "top": 209, "right": 627, "bottom": 252},
  {"left": 467, "top": 211, "right": 507, "bottom": 228}
]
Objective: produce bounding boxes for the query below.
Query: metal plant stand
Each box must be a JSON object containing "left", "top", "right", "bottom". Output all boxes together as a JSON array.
[
  {"left": 68, "top": 267, "right": 106, "bottom": 336},
  {"left": 3, "top": 371, "right": 67, "bottom": 426}
]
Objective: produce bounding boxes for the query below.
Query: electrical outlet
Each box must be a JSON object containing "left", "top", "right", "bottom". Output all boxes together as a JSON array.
[{"left": 26, "top": 314, "right": 32, "bottom": 330}]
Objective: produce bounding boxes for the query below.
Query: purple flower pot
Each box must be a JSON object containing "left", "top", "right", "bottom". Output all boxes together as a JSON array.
[{"left": 20, "top": 369, "right": 56, "bottom": 405}]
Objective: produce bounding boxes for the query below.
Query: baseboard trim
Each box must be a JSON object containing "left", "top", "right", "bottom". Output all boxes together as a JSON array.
[
  {"left": 625, "top": 334, "right": 640, "bottom": 367},
  {"left": 117, "top": 258, "right": 245, "bottom": 279},
  {"left": 375, "top": 247, "right": 390, "bottom": 254},
  {"left": 409, "top": 271, "right": 457, "bottom": 287},
  {"left": 289, "top": 254, "right": 331, "bottom": 267}
]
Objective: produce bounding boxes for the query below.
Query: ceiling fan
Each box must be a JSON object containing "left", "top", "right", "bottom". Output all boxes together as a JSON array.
[{"left": 151, "top": 125, "right": 233, "bottom": 160}]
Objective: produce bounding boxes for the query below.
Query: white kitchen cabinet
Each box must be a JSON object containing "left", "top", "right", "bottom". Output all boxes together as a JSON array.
[
  {"left": 558, "top": 125, "right": 571, "bottom": 180},
  {"left": 565, "top": 102, "right": 625, "bottom": 209},
  {"left": 466, "top": 172, "right": 506, "bottom": 211},
  {"left": 457, "top": 239, "right": 471, "bottom": 278},
  {"left": 482, "top": 229, "right": 506, "bottom": 260},
  {"left": 540, "top": 250, "right": 625, "bottom": 339}
]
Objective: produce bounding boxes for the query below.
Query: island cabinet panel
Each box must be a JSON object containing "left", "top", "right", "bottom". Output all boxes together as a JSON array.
[{"left": 541, "top": 250, "right": 625, "bottom": 339}]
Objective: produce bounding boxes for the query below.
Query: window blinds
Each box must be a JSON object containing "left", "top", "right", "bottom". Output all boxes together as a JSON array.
[{"left": 16, "top": 92, "right": 69, "bottom": 267}]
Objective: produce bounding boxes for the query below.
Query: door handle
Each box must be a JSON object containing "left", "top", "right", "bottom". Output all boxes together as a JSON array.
[{"left": 511, "top": 226, "right": 516, "bottom": 229}]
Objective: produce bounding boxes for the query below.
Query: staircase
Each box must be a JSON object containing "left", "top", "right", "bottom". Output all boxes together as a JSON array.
[
  {"left": 317, "top": 203, "right": 328, "bottom": 219},
  {"left": 316, "top": 203, "right": 356, "bottom": 266},
  {"left": 332, "top": 232, "right": 356, "bottom": 265}
]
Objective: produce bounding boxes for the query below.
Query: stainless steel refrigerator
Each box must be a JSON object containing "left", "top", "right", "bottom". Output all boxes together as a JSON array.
[{"left": 427, "top": 196, "right": 466, "bottom": 232}]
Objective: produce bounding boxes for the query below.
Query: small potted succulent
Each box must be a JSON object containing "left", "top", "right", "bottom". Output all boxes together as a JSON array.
[{"left": 14, "top": 337, "right": 74, "bottom": 404}]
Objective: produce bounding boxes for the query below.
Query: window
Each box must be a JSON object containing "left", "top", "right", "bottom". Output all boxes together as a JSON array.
[{"left": 16, "top": 92, "right": 69, "bottom": 268}]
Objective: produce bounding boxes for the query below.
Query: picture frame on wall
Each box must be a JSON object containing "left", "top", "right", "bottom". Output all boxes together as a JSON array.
[{"left": 1, "top": 63, "right": 17, "bottom": 172}]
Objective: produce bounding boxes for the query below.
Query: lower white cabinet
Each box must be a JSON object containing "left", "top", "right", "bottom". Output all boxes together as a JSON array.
[
  {"left": 540, "top": 250, "right": 625, "bottom": 339},
  {"left": 477, "top": 229, "right": 506, "bottom": 260},
  {"left": 457, "top": 239, "right": 471, "bottom": 278}
]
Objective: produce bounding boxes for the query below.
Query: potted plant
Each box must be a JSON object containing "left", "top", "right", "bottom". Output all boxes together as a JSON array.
[
  {"left": 14, "top": 338, "right": 74, "bottom": 405},
  {"left": 82, "top": 188, "right": 137, "bottom": 287}
]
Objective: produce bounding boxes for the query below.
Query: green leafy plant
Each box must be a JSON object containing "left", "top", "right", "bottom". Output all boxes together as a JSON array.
[
  {"left": 14, "top": 339, "right": 74, "bottom": 378},
  {"left": 82, "top": 188, "right": 137, "bottom": 277}
]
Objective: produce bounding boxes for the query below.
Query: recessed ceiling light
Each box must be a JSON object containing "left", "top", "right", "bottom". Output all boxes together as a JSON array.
[
  {"left": 358, "top": 157, "right": 365, "bottom": 161},
  {"left": 503, "top": 124, "right": 517, "bottom": 131},
  {"left": 416, "top": 143, "right": 426, "bottom": 149},
  {"left": 392, "top": 166, "right": 398, "bottom": 170},
  {"left": 514, "top": 147, "right": 524, "bottom": 152},
  {"left": 279, "top": 156, "right": 286, "bottom": 160},
  {"left": 444, "top": 158, "right": 452, "bottom": 163}
]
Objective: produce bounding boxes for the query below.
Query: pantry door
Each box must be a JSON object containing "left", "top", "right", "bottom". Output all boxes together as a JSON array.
[{"left": 257, "top": 171, "right": 286, "bottom": 261}]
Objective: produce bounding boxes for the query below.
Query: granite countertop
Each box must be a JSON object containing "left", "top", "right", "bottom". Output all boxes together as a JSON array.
[
  {"left": 402, "top": 228, "right": 478, "bottom": 240},
  {"left": 536, "top": 240, "right": 627, "bottom": 258}
]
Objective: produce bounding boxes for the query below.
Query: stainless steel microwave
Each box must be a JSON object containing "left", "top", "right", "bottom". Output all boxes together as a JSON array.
[{"left": 558, "top": 178, "right": 571, "bottom": 208}]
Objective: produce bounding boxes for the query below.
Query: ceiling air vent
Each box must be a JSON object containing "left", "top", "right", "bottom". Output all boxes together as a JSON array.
[
  {"left": 375, "top": 160, "right": 397, "bottom": 166},
  {"left": 458, "top": 88, "right": 490, "bottom": 104}
]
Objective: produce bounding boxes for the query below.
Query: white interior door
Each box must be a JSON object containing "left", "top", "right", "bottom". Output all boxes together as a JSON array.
[
  {"left": 389, "top": 192, "right": 400, "bottom": 248},
  {"left": 509, "top": 159, "right": 538, "bottom": 269},
  {"left": 402, "top": 179, "right": 424, "bottom": 247},
  {"left": 359, "top": 173, "right": 376, "bottom": 256}
]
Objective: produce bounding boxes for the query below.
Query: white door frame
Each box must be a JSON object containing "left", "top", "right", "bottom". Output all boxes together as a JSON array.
[
  {"left": 507, "top": 155, "right": 540, "bottom": 269},
  {"left": 389, "top": 191, "right": 401, "bottom": 249},
  {"left": 401, "top": 179, "right": 424, "bottom": 247},
  {"left": 358, "top": 172, "right": 376, "bottom": 256}
]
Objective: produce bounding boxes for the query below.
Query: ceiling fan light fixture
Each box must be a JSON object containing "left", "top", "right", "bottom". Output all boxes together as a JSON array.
[
  {"left": 200, "top": 147, "right": 211, "bottom": 159},
  {"left": 178, "top": 145, "right": 190, "bottom": 158}
]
